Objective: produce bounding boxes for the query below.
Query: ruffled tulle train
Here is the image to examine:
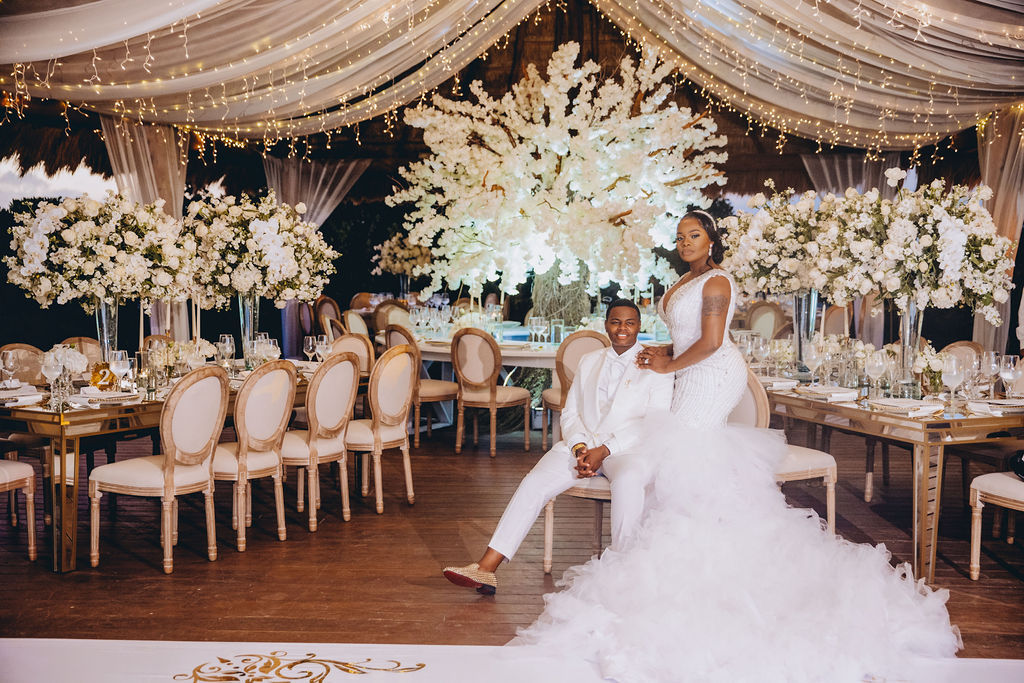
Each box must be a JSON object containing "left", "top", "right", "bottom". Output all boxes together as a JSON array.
[{"left": 512, "top": 419, "right": 960, "bottom": 682}]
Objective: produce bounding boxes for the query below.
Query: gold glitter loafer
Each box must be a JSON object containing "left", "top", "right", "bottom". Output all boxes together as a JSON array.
[{"left": 443, "top": 562, "right": 497, "bottom": 595}]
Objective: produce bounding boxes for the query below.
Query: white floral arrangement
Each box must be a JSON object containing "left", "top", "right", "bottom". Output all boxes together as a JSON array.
[
  {"left": 388, "top": 41, "right": 726, "bottom": 299},
  {"left": 371, "top": 234, "right": 431, "bottom": 277},
  {"left": 814, "top": 334, "right": 875, "bottom": 362},
  {"left": 43, "top": 344, "right": 89, "bottom": 374},
  {"left": 863, "top": 169, "right": 1013, "bottom": 325},
  {"left": 5, "top": 192, "right": 194, "bottom": 312},
  {"left": 449, "top": 310, "right": 490, "bottom": 335},
  {"left": 721, "top": 182, "right": 827, "bottom": 298},
  {"left": 187, "top": 190, "right": 339, "bottom": 309}
]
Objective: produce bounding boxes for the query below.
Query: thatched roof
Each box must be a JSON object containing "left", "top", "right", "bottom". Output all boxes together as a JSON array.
[{"left": 0, "top": 0, "right": 978, "bottom": 201}]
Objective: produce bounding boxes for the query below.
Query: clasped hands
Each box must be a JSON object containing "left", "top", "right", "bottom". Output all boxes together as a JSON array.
[
  {"left": 574, "top": 444, "right": 610, "bottom": 478},
  {"left": 636, "top": 344, "right": 672, "bottom": 373}
]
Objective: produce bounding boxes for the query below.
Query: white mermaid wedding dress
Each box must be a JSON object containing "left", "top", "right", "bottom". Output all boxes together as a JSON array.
[{"left": 513, "top": 270, "right": 961, "bottom": 682}]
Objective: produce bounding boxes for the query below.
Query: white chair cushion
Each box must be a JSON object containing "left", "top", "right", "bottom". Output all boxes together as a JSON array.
[
  {"left": 541, "top": 387, "right": 564, "bottom": 408},
  {"left": 280, "top": 430, "right": 346, "bottom": 465},
  {"left": 420, "top": 378, "right": 458, "bottom": 400},
  {"left": 566, "top": 473, "right": 611, "bottom": 500},
  {"left": 344, "top": 419, "right": 408, "bottom": 450},
  {"left": 89, "top": 455, "right": 209, "bottom": 490},
  {"left": 775, "top": 445, "right": 837, "bottom": 478},
  {"left": 213, "top": 442, "right": 280, "bottom": 478},
  {"left": 461, "top": 385, "right": 531, "bottom": 405},
  {"left": 972, "top": 471, "right": 1024, "bottom": 500},
  {"left": 0, "top": 459, "right": 34, "bottom": 486},
  {"left": 4, "top": 432, "right": 49, "bottom": 449}
]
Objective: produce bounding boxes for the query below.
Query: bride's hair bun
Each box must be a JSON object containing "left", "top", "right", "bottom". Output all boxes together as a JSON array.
[{"left": 682, "top": 210, "right": 725, "bottom": 264}]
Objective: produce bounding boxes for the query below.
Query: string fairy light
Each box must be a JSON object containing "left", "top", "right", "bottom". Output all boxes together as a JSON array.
[{"left": 0, "top": 0, "right": 1020, "bottom": 158}]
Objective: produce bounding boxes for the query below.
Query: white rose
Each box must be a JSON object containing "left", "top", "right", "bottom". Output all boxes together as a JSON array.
[
  {"left": 884, "top": 167, "right": 907, "bottom": 187},
  {"left": 295, "top": 202, "right": 307, "bottom": 214}
]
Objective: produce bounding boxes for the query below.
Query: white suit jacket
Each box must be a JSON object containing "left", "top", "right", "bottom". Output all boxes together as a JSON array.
[{"left": 560, "top": 346, "right": 674, "bottom": 455}]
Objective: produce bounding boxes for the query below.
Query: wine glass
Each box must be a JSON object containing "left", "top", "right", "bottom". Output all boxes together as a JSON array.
[
  {"left": 750, "top": 336, "right": 769, "bottom": 376},
  {"left": 109, "top": 350, "right": 130, "bottom": 392},
  {"left": 42, "top": 359, "right": 61, "bottom": 385},
  {"left": 265, "top": 339, "right": 281, "bottom": 361},
  {"left": 999, "top": 355, "right": 1022, "bottom": 399},
  {"left": 980, "top": 351, "right": 1000, "bottom": 399},
  {"left": 303, "top": 336, "right": 317, "bottom": 362},
  {"left": 315, "top": 339, "right": 331, "bottom": 362},
  {"left": 941, "top": 355, "right": 964, "bottom": 412},
  {"left": 865, "top": 350, "right": 887, "bottom": 400},
  {"left": 219, "top": 334, "right": 235, "bottom": 358},
  {"left": 0, "top": 349, "right": 17, "bottom": 386},
  {"left": 527, "top": 316, "right": 545, "bottom": 345},
  {"left": 803, "top": 343, "right": 822, "bottom": 385}
]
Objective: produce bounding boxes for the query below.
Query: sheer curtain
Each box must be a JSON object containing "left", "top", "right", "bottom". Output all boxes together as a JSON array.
[
  {"left": 800, "top": 153, "right": 902, "bottom": 347},
  {"left": 263, "top": 157, "right": 371, "bottom": 357},
  {"left": 973, "top": 105, "right": 1024, "bottom": 353},
  {"left": 99, "top": 114, "right": 191, "bottom": 342}
]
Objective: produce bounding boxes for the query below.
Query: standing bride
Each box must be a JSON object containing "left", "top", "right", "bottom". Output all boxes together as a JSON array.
[{"left": 513, "top": 210, "right": 960, "bottom": 682}]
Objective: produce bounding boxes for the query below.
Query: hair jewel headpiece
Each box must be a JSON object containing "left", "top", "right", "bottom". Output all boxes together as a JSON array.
[{"left": 688, "top": 209, "right": 717, "bottom": 231}]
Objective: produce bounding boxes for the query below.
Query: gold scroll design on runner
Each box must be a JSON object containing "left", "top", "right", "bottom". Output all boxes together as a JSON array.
[{"left": 174, "top": 651, "right": 426, "bottom": 682}]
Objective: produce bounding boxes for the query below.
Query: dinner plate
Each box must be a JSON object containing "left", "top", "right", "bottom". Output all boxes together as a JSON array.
[
  {"left": 868, "top": 398, "right": 944, "bottom": 415},
  {"left": 977, "top": 399, "right": 1024, "bottom": 414}
]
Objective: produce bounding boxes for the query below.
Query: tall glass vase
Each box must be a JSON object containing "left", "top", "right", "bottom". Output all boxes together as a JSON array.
[
  {"left": 238, "top": 293, "right": 260, "bottom": 369},
  {"left": 792, "top": 289, "right": 820, "bottom": 378},
  {"left": 398, "top": 274, "right": 410, "bottom": 301},
  {"left": 897, "top": 301, "right": 924, "bottom": 399},
  {"left": 93, "top": 297, "right": 119, "bottom": 363}
]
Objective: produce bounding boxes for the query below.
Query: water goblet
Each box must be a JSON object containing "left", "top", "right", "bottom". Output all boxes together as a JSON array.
[
  {"left": 941, "top": 355, "right": 964, "bottom": 412},
  {"left": 803, "top": 343, "right": 822, "bottom": 385},
  {"left": 980, "top": 351, "right": 1000, "bottom": 399},
  {"left": 999, "top": 355, "right": 1022, "bottom": 398},
  {"left": 865, "top": 350, "right": 887, "bottom": 400},
  {"left": 750, "top": 336, "right": 769, "bottom": 376},
  {"left": 109, "top": 350, "right": 130, "bottom": 391},
  {"left": 219, "top": 334, "right": 235, "bottom": 357},
  {"left": 266, "top": 339, "right": 281, "bottom": 361},
  {"left": 0, "top": 349, "right": 17, "bottom": 385}
]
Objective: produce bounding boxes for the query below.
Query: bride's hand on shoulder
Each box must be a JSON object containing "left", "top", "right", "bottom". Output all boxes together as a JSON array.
[{"left": 644, "top": 353, "right": 674, "bottom": 373}]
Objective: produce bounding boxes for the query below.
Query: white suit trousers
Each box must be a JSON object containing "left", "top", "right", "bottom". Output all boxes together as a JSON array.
[{"left": 488, "top": 443, "right": 650, "bottom": 561}]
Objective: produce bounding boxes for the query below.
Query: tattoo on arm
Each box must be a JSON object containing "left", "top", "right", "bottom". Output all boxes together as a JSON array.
[{"left": 702, "top": 295, "right": 729, "bottom": 317}]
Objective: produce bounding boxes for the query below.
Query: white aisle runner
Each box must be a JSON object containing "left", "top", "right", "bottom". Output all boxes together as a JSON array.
[{"left": 1, "top": 638, "right": 1023, "bottom": 682}]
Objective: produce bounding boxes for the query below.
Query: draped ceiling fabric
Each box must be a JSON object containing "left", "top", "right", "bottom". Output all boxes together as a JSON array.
[
  {"left": 801, "top": 152, "right": 902, "bottom": 348},
  {"left": 972, "top": 105, "right": 1024, "bottom": 353},
  {"left": 100, "top": 114, "right": 191, "bottom": 342},
  {"left": 263, "top": 156, "right": 371, "bottom": 358},
  {"left": 1, "top": 1, "right": 1019, "bottom": 149}
]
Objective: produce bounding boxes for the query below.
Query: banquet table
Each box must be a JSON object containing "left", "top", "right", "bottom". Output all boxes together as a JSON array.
[
  {"left": 768, "top": 390, "right": 1024, "bottom": 585},
  {"left": 0, "top": 378, "right": 309, "bottom": 573}
]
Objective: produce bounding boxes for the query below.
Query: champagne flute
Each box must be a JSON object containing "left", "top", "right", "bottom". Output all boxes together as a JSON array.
[
  {"left": 109, "top": 350, "right": 130, "bottom": 392},
  {"left": 865, "top": 350, "right": 887, "bottom": 400},
  {"left": 941, "top": 355, "right": 964, "bottom": 412},
  {"left": 980, "top": 351, "right": 999, "bottom": 399},
  {"left": 303, "top": 336, "right": 317, "bottom": 362}
]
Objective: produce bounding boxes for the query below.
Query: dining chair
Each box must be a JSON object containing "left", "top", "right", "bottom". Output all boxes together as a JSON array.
[
  {"left": 540, "top": 331, "right": 610, "bottom": 450},
  {"left": 281, "top": 351, "right": 360, "bottom": 529},
  {"left": 88, "top": 366, "right": 229, "bottom": 573},
  {"left": 745, "top": 301, "right": 786, "bottom": 339},
  {"left": 330, "top": 334, "right": 375, "bottom": 379},
  {"left": 384, "top": 306, "right": 413, "bottom": 333},
  {"left": 0, "top": 459, "right": 36, "bottom": 561},
  {"left": 314, "top": 295, "right": 343, "bottom": 336},
  {"left": 1, "top": 343, "right": 48, "bottom": 526},
  {"left": 771, "top": 322, "right": 794, "bottom": 340},
  {"left": 349, "top": 292, "right": 373, "bottom": 310},
  {"left": 213, "top": 359, "right": 297, "bottom": 551},
  {"left": 142, "top": 334, "right": 173, "bottom": 350},
  {"left": 343, "top": 345, "right": 416, "bottom": 514},
  {"left": 298, "top": 302, "right": 316, "bottom": 337},
  {"left": 343, "top": 309, "right": 371, "bottom": 338},
  {"left": 323, "top": 316, "right": 348, "bottom": 343},
  {"left": 821, "top": 304, "right": 853, "bottom": 336},
  {"left": 60, "top": 336, "right": 103, "bottom": 367},
  {"left": 940, "top": 340, "right": 983, "bottom": 368},
  {"left": 373, "top": 301, "right": 407, "bottom": 335},
  {"left": 969, "top": 472, "right": 1024, "bottom": 580},
  {"left": 541, "top": 369, "right": 837, "bottom": 572},
  {"left": 386, "top": 325, "right": 458, "bottom": 447},
  {"left": 451, "top": 328, "right": 531, "bottom": 457}
]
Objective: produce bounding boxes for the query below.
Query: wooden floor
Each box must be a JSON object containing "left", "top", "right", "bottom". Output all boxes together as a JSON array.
[{"left": 1, "top": 422, "right": 1023, "bottom": 658}]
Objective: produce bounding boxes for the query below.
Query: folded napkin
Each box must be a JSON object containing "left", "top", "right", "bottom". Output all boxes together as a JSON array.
[
  {"left": 795, "top": 386, "right": 859, "bottom": 402},
  {"left": 0, "top": 392, "right": 43, "bottom": 407},
  {"left": 869, "top": 398, "right": 945, "bottom": 417},
  {"left": 758, "top": 376, "right": 799, "bottom": 390},
  {"left": 0, "top": 384, "right": 38, "bottom": 398},
  {"left": 968, "top": 401, "right": 1002, "bottom": 416},
  {"left": 967, "top": 400, "right": 1024, "bottom": 417},
  {"left": 0, "top": 379, "right": 22, "bottom": 390}
]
